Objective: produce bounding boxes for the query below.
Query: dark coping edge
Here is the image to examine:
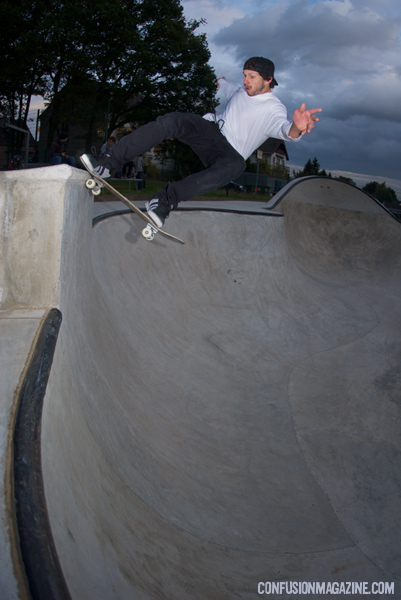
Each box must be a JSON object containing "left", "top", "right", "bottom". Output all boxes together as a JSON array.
[
  {"left": 13, "top": 307, "right": 72, "bottom": 600},
  {"left": 92, "top": 205, "right": 284, "bottom": 227}
]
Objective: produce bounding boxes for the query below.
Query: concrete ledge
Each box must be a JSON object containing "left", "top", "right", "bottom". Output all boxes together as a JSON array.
[
  {"left": 0, "top": 165, "right": 90, "bottom": 310},
  {"left": 0, "top": 165, "right": 90, "bottom": 598}
]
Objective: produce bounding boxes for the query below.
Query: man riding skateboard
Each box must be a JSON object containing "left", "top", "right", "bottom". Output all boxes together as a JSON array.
[{"left": 81, "top": 56, "right": 321, "bottom": 229}]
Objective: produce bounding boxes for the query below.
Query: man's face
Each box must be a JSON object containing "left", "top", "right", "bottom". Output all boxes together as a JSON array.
[{"left": 243, "top": 70, "right": 272, "bottom": 96}]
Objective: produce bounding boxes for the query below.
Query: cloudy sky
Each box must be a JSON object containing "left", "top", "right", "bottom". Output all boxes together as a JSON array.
[
  {"left": 28, "top": 0, "right": 400, "bottom": 194},
  {"left": 181, "top": 0, "right": 401, "bottom": 195}
]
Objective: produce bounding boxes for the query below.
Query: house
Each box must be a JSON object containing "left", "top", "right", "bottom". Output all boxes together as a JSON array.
[
  {"left": 234, "top": 138, "right": 290, "bottom": 194},
  {"left": 248, "top": 138, "right": 289, "bottom": 170}
]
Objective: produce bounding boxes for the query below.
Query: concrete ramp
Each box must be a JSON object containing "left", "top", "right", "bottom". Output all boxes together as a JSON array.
[{"left": 2, "top": 170, "right": 401, "bottom": 598}]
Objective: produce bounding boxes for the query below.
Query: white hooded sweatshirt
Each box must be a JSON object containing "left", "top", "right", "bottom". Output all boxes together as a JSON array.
[{"left": 203, "top": 79, "right": 300, "bottom": 160}]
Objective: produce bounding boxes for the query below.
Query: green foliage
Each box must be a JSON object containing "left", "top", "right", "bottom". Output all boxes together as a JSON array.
[
  {"left": 0, "top": 0, "right": 50, "bottom": 126},
  {"left": 245, "top": 157, "right": 289, "bottom": 179},
  {"left": 292, "top": 157, "right": 330, "bottom": 178},
  {"left": 337, "top": 175, "right": 356, "bottom": 186},
  {"left": 151, "top": 138, "right": 205, "bottom": 181},
  {"left": 363, "top": 181, "right": 399, "bottom": 207},
  {"left": 0, "top": 0, "right": 217, "bottom": 148}
]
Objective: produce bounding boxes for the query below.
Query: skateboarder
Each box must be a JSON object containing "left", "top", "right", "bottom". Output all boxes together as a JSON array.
[{"left": 81, "top": 57, "right": 321, "bottom": 229}]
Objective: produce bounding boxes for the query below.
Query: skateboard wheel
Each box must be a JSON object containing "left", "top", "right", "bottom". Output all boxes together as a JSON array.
[
  {"left": 91, "top": 186, "right": 101, "bottom": 196},
  {"left": 142, "top": 226, "right": 155, "bottom": 241},
  {"left": 85, "top": 178, "right": 96, "bottom": 189}
]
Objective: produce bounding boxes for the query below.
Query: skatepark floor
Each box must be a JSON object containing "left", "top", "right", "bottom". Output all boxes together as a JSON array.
[{"left": 1, "top": 171, "right": 401, "bottom": 599}]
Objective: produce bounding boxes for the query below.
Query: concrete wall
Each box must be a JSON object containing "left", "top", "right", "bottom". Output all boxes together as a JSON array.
[
  {"left": 0, "top": 165, "right": 91, "bottom": 599},
  {"left": 0, "top": 165, "right": 90, "bottom": 310}
]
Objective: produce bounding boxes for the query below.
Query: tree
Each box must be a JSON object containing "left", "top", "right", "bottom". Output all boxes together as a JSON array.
[
  {"left": 292, "top": 157, "right": 331, "bottom": 178},
  {"left": 337, "top": 175, "right": 356, "bottom": 186},
  {"left": 0, "top": 0, "right": 51, "bottom": 141},
  {"left": 0, "top": 0, "right": 217, "bottom": 150},
  {"left": 363, "top": 181, "right": 399, "bottom": 208},
  {"left": 245, "top": 157, "right": 289, "bottom": 179}
]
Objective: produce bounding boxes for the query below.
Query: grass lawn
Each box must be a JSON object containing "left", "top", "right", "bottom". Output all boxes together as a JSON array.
[{"left": 97, "top": 178, "right": 272, "bottom": 202}]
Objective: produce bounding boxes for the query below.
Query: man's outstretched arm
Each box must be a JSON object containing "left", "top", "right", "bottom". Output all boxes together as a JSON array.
[{"left": 289, "top": 103, "right": 322, "bottom": 138}]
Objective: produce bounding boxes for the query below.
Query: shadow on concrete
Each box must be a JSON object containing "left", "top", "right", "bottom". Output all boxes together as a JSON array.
[{"left": 3, "top": 171, "right": 401, "bottom": 599}]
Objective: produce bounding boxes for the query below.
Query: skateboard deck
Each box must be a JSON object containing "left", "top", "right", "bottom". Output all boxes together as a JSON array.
[{"left": 82, "top": 162, "right": 185, "bottom": 244}]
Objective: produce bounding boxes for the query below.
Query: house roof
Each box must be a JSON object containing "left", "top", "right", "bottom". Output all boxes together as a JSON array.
[{"left": 258, "top": 138, "right": 289, "bottom": 161}]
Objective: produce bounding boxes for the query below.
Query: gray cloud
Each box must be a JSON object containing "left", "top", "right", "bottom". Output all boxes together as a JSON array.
[{"left": 206, "top": 0, "right": 401, "bottom": 191}]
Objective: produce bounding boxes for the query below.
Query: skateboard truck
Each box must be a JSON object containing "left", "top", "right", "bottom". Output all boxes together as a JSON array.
[
  {"left": 142, "top": 223, "right": 158, "bottom": 241},
  {"left": 85, "top": 178, "right": 102, "bottom": 196}
]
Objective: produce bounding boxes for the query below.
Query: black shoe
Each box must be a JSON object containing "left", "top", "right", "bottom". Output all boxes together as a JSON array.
[{"left": 145, "top": 198, "right": 170, "bottom": 227}]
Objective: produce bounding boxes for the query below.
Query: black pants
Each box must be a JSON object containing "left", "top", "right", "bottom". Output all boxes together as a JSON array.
[
  {"left": 122, "top": 161, "right": 134, "bottom": 177},
  {"left": 105, "top": 112, "right": 246, "bottom": 211}
]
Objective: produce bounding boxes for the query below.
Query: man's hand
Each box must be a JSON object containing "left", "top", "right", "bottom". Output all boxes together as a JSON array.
[{"left": 290, "top": 103, "right": 322, "bottom": 138}]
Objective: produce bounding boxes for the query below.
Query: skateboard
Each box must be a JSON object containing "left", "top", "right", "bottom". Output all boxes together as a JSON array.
[{"left": 82, "top": 162, "right": 185, "bottom": 244}]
